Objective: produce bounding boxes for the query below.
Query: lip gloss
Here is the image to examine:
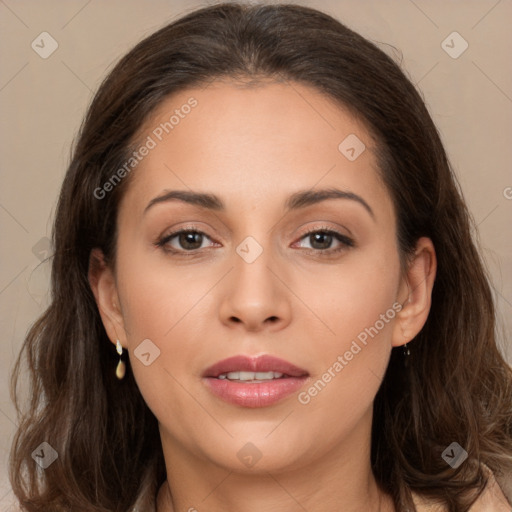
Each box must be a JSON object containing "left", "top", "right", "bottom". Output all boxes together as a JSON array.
[{"left": 203, "top": 376, "right": 309, "bottom": 408}]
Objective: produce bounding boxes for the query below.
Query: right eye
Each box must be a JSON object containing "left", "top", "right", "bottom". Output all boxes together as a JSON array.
[{"left": 155, "top": 228, "right": 218, "bottom": 253}]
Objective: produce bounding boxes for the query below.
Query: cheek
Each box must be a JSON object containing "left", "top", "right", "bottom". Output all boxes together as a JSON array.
[
  {"left": 117, "top": 245, "right": 203, "bottom": 341},
  {"left": 299, "top": 237, "right": 400, "bottom": 348},
  {"left": 116, "top": 260, "right": 206, "bottom": 437},
  {"left": 296, "top": 242, "right": 400, "bottom": 408}
]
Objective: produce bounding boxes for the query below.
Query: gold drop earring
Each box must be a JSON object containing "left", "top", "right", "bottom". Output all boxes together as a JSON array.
[{"left": 116, "top": 339, "right": 126, "bottom": 380}]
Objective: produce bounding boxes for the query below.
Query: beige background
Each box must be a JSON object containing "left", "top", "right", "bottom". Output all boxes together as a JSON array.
[{"left": 1, "top": 0, "right": 511, "bottom": 508}]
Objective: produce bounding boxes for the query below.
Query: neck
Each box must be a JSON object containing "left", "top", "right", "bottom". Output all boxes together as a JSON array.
[
  {"left": 158, "top": 472, "right": 391, "bottom": 512},
  {"left": 156, "top": 408, "right": 394, "bottom": 512},
  {"left": 157, "top": 475, "right": 388, "bottom": 512}
]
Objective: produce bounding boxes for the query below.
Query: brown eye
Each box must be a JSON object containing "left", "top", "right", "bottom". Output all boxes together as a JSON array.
[
  {"left": 156, "top": 229, "right": 215, "bottom": 253},
  {"left": 295, "top": 228, "right": 354, "bottom": 255},
  {"left": 175, "top": 231, "right": 204, "bottom": 250},
  {"left": 307, "top": 231, "right": 334, "bottom": 250}
]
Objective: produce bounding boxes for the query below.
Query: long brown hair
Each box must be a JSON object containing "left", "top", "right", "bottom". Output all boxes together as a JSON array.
[{"left": 10, "top": 2, "right": 512, "bottom": 511}]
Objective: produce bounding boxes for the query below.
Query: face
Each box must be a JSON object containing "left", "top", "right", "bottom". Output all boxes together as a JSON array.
[{"left": 95, "top": 80, "right": 418, "bottom": 475}]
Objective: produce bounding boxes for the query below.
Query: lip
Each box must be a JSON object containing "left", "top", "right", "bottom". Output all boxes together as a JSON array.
[
  {"left": 202, "top": 355, "right": 309, "bottom": 378},
  {"left": 202, "top": 355, "right": 310, "bottom": 408}
]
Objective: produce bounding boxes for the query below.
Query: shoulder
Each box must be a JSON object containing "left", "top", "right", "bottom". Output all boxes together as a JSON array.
[{"left": 411, "top": 465, "right": 512, "bottom": 512}]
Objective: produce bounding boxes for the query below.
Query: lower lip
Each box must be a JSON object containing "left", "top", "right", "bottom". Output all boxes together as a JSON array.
[{"left": 203, "top": 376, "right": 309, "bottom": 408}]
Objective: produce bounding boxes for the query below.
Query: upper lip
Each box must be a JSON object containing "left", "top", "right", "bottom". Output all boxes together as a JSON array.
[{"left": 202, "top": 355, "right": 309, "bottom": 378}]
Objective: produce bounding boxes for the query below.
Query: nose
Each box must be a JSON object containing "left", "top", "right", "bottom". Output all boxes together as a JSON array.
[{"left": 218, "top": 242, "right": 292, "bottom": 333}]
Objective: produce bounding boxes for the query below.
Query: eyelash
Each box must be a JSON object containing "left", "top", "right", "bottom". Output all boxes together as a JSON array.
[{"left": 155, "top": 225, "right": 354, "bottom": 257}]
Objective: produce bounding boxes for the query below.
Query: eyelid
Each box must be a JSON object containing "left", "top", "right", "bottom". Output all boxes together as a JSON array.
[{"left": 296, "top": 223, "right": 353, "bottom": 242}]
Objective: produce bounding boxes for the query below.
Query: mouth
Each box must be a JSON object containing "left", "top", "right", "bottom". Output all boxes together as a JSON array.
[
  {"left": 216, "top": 370, "right": 288, "bottom": 382},
  {"left": 202, "top": 355, "right": 310, "bottom": 408}
]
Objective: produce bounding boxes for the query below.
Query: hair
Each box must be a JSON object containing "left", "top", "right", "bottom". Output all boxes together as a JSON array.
[{"left": 9, "top": 2, "right": 512, "bottom": 511}]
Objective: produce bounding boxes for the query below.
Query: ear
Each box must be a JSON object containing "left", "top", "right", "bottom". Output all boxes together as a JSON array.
[
  {"left": 88, "top": 248, "right": 128, "bottom": 348},
  {"left": 391, "top": 237, "right": 437, "bottom": 347}
]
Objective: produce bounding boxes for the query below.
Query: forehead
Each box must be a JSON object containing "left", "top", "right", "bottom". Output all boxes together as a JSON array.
[{"left": 120, "top": 79, "right": 392, "bottom": 220}]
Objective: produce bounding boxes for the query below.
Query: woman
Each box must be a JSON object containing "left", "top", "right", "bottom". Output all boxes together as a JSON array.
[{"left": 9, "top": 2, "right": 512, "bottom": 511}]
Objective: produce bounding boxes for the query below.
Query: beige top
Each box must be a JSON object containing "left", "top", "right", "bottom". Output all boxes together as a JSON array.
[{"left": 138, "top": 465, "right": 512, "bottom": 512}]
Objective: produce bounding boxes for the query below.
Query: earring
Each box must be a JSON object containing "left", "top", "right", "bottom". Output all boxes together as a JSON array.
[
  {"left": 403, "top": 342, "right": 411, "bottom": 368},
  {"left": 116, "top": 339, "right": 126, "bottom": 380}
]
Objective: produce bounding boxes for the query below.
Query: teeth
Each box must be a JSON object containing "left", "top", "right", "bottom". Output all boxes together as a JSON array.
[{"left": 217, "top": 371, "right": 284, "bottom": 381}]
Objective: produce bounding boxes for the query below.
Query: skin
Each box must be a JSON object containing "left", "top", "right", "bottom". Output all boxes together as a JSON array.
[{"left": 89, "top": 80, "right": 436, "bottom": 512}]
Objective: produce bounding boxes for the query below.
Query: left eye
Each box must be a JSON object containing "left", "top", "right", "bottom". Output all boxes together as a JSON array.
[
  {"left": 295, "top": 229, "right": 354, "bottom": 253},
  {"left": 156, "top": 228, "right": 354, "bottom": 255}
]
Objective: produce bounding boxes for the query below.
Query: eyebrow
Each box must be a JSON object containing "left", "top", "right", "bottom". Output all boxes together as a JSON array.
[{"left": 143, "top": 187, "right": 375, "bottom": 219}]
